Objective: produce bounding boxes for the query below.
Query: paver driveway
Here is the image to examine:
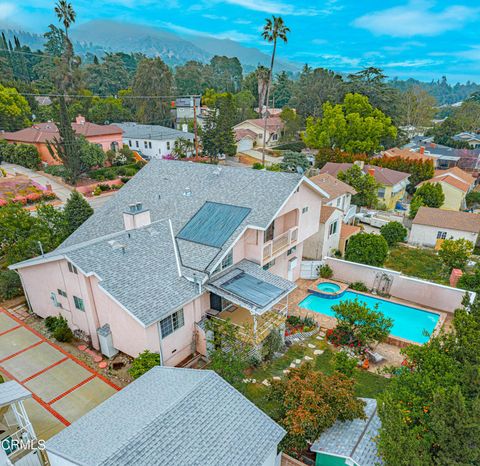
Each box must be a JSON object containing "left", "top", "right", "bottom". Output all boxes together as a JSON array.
[{"left": 0, "top": 308, "right": 119, "bottom": 440}]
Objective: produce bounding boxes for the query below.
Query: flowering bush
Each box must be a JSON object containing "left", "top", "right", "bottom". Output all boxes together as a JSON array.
[{"left": 1, "top": 191, "right": 57, "bottom": 207}]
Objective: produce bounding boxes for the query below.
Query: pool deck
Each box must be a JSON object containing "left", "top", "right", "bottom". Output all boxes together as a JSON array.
[{"left": 290, "top": 278, "right": 447, "bottom": 348}]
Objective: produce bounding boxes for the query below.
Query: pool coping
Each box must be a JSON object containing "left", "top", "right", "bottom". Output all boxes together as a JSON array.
[
  {"left": 293, "top": 279, "right": 447, "bottom": 348},
  {"left": 308, "top": 278, "right": 349, "bottom": 298}
]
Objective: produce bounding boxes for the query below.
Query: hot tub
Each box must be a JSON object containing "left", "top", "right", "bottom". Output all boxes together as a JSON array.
[{"left": 317, "top": 282, "right": 341, "bottom": 293}]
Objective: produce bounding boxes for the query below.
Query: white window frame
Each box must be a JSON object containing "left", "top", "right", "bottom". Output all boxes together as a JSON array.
[{"left": 160, "top": 309, "right": 185, "bottom": 338}]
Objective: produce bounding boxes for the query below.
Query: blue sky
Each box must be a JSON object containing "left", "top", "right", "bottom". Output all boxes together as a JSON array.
[{"left": 2, "top": 0, "right": 480, "bottom": 82}]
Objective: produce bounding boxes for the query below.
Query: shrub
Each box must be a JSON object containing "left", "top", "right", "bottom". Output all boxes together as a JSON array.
[
  {"left": 44, "top": 165, "right": 67, "bottom": 178},
  {"left": 93, "top": 186, "right": 102, "bottom": 196},
  {"left": 439, "top": 238, "right": 473, "bottom": 271},
  {"left": 0, "top": 141, "right": 41, "bottom": 169},
  {"left": 0, "top": 269, "right": 22, "bottom": 300},
  {"left": 262, "top": 329, "right": 284, "bottom": 361},
  {"left": 333, "top": 351, "right": 357, "bottom": 377},
  {"left": 45, "top": 315, "right": 74, "bottom": 342},
  {"left": 345, "top": 232, "right": 389, "bottom": 266},
  {"left": 274, "top": 141, "right": 306, "bottom": 151},
  {"left": 252, "top": 162, "right": 264, "bottom": 170},
  {"left": 45, "top": 316, "right": 58, "bottom": 332},
  {"left": 380, "top": 221, "right": 407, "bottom": 246},
  {"left": 319, "top": 264, "right": 333, "bottom": 279},
  {"left": 286, "top": 315, "right": 302, "bottom": 327},
  {"left": 350, "top": 281, "right": 369, "bottom": 292},
  {"left": 129, "top": 350, "right": 161, "bottom": 379}
]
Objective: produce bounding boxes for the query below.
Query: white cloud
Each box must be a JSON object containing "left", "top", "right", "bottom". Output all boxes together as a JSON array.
[
  {"left": 160, "top": 21, "right": 257, "bottom": 42},
  {"left": 382, "top": 59, "right": 442, "bottom": 68},
  {"left": 222, "top": 0, "right": 328, "bottom": 16},
  {"left": 234, "top": 19, "right": 252, "bottom": 24},
  {"left": 202, "top": 13, "right": 228, "bottom": 20},
  {"left": 0, "top": 2, "right": 16, "bottom": 19},
  {"left": 353, "top": 1, "right": 480, "bottom": 38}
]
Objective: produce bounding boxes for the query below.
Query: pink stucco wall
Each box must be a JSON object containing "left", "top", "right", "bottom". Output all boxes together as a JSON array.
[{"left": 325, "top": 257, "right": 470, "bottom": 313}]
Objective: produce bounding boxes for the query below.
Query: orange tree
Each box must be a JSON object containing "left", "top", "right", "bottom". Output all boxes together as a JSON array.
[{"left": 267, "top": 363, "right": 365, "bottom": 457}]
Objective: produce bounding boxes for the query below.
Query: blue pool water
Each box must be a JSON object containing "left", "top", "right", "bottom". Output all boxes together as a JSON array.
[
  {"left": 317, "top": 282, "right": 341, "bottom": 293},
  {"left": 299, "top": 291, "right": 439, "bottom": 344}
]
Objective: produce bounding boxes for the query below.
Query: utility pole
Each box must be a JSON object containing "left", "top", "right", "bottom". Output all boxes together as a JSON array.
[{"left": 193, "top": 95, "right": 199, "bottom": 161}]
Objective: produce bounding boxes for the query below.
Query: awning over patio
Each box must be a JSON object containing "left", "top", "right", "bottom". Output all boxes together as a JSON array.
[{"left": 206, "top": 259, "right": 296, "bottom": 315}]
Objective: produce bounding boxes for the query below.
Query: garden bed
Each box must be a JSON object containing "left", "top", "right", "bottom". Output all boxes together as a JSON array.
[{"left": 0, "top": 175, "right": 57, "bottom": 206}]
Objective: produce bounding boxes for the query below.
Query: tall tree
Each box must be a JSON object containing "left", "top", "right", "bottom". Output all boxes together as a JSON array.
[
  {"left": 272, "top": 71, "right": 293, "bottom": 108},
  {"left": 261, "top": 16, "right": 290, "bottom": 165},
  {"left": 400, "top": 86, "right": 437, "bottom": 128},
  {"left": 132, "top": 57, "right": 173, "bottom": 125},
  {"left": 209, "top": 56, "right": 242, "bottom": 93},
  {"left": 63, "top": 191, "right": 94, "bottom": 235},
  {"left": 337, "top": 164, "right": 381, "bottom": 207},
  {"left": 0, "top": 84, "right": 31, "bottom": 131}
]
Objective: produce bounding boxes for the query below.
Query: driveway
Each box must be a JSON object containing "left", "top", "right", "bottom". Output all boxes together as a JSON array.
[{"left": 0, "top": 309, "right": 119, "bottom": 440}]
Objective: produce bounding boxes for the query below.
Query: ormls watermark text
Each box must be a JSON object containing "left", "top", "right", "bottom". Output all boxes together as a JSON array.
[{"left": 1, "top": 438, "right": 46, "bottom": 452}]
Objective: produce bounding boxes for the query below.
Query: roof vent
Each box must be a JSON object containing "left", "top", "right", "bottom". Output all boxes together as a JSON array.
[
  {"left": 183, "top": 187, "right": 192, "bottom": 197},
  {"left": 108, "top": 240, "right": 127, "bottom": 253}
]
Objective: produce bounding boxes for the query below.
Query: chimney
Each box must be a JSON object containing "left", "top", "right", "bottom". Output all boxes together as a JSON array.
[
  {"left": 76, "top": 115, "right": 86, "bottom": 125},
  {"left": 450, "top": 268, "right": 463, "bottom": 287},
  {"left": 123, "top": 202, "right": 151, "bottom": 230},
  {"left": 368, "top": 167, "right": 375, "bottom": 177},
  {"left": 354, "top": 160, "right": 365, "bottom": 169},
  {"left": 419, "top": 146, "right": 425, "bottom": 155}
]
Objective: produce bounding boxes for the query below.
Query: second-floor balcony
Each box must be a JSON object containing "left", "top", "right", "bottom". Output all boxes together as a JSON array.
[{"left": 263, "top": 226, "right": 299, "bottom": 263}]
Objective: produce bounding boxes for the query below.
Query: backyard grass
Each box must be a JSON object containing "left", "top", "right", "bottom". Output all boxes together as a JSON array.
[
  {"left": 384, "top": 244, "right": 449, "bottom": 285},
  {"left": 244, "top": 335, "right": 390, "bottom": 418}
]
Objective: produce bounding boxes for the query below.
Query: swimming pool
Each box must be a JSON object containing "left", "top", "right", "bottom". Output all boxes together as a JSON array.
[
  {"left": 299, "top": 291, "right": 439, "bottom": 344},
  {"left": 317, "top": 282, "right": 341, "bottom": 293}
]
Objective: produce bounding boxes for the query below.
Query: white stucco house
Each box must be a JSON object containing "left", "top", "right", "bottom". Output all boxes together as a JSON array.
[
  {"left": 46, "top": 367, "right": 286, "bottom": 466},
  {"left": 409, "top": 206, "right": 480, "bottom": 248},
  {"left": 233, "top": 117, "right": 285, "bottom": 149},
  {"left": 115, "top": 122, "right": 195, "bottom": 160}
]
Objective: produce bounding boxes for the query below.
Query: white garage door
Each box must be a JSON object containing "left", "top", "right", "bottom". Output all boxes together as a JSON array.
[{"left": 237, "top": 137, "right": 253, "bottom": 153}]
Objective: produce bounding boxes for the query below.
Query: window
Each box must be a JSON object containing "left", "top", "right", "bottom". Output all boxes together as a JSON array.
[
  {"left": 437, "top": 231, "right": 447, "bottom": 240},
  {"left": 144, "top": 141, "right": 148, "bottom": 149},
  {"left": 302, "top": 206, "right": 309, "bottom": 214},
  {"left": 166, "top": 141, "right": 171, "bottom": 150},
  {"left": 148, "top": 141, "right": 152, "bottom": 149},
  {"left": 329, "top": 221, "right": 338, "bottom": 237},
  {"left": 287, "top": 246, "right": 297, "bottom": 256},
  {"left": 135, "top": 140, "right": 139, "bottom": 148},
  {"left": 377, "top": 187, "right": 386, "bottom": 198},
  {"left": 128, "top": 140, "right": 132, "bottom": 147},
  {"left": 73, "top": 296, "right": 85, "bottom": 311},
  {"left": 160, "top": 309, "right": 185, "bottom": 338},
  {"left": 272, "top": 133, "right": 278, "bottom": 141},
  {"left": 336, "top": 197, "right": 341, "bottom": 206},
  {"left": 212, "top": 251, "right": 234, "bottom": 275},
  {"left": 57, "top": 289, "right": 67, "bottom": 298},
  {"left": 263, "top": 259, "right": 276, "bottom": 271},
  {"left": 67, "top": 262, "right": 78, "bottom": 274}
]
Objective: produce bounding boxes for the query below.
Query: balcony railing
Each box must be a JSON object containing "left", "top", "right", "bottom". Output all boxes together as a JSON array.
[{"left": 263, "top": 226, "right": 299, "bottom": 262}]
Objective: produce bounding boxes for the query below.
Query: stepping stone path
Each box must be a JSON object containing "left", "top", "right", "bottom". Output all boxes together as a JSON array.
[
  {"left": 290, "top": 363, "right": 296, "bottom": 368},
  {"left": 295, "top": 359, "right": 301, "bottom": 364},
  {"left": 98, "top": 361, "right": 108, "bottom": 369},
  {"left": 283, "top": 369, "right": 290, "bottom": 374},
  {"left": 304, "top": 356, "right": 313, "bottom": 361},
  {"left": 272, "top": 376, "right": 281, "bottom": 381},
  {"left": 308, "top": 343, "right": 316, "bottom": 349},
  {"left": 314, "top": 350, "right": 324, "bottom": 355},
  {"left": 242, "top": 378, "right": 257, "bottom": 384},
  {"left": 262, "top": 379, "right": 271, "bottom": 387}
]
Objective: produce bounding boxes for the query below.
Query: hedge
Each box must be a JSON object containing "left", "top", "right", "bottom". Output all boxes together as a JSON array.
[{"left": 0, "top": 140, "right": 41, "bottom": 169}]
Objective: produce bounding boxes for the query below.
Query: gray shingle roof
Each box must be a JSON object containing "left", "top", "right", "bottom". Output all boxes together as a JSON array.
[
  {"left": 114, "top": 122, "right": 195, "bottom": 141},
  {"left": 0, "top": 380, "right": 32, "bottom": 408},
  {"left": 310, "top": 398, "right": 383, "bottom": 466},
  {"left": 46, "top": 367, "right": 285, "bottom": 466}
]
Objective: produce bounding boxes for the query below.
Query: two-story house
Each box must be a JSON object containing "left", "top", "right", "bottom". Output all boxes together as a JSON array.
[
  {"left": 303, "top": 173, "right": 361, "bottom": 259},
  {"left": 233, "top": 118, "right": 285, "bottom": 150},
  {"left": 10, "top": 161, "right": 327, "bottom": 365}
]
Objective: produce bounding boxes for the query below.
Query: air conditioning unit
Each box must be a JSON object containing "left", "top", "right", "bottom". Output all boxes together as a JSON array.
[{"left": 97, "top": 324, "right": 118, "bottom": 358}]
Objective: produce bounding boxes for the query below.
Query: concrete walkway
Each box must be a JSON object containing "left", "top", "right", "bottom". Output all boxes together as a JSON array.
[
  {"left": 2, "top": 163, "right": 73, "bottom": 203},
  {"left": 0, "top": 309, "right": 119, "bottom": 440},
  {"left": 240, "top": 149, "right": 284, "bottom": 165}
]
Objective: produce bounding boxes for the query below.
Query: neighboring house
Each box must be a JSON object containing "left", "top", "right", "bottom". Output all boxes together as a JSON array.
[
  {"left": 382, "top": 147, "right": 437, "bottom": 166},
  {"left": 46, "top": 367, "right": 286, "bottom": 466},
  {"left": 310, "top": 398, "right": 383, "bottom": 466},
  {"left": 417, "top": 166, "right": 476, "bottom": 211},
  {"left": 453, "top": 132, "right": 480, "bottom": 149},
  {"left": 409, "top": 206, "right": 480, "bottom": 248},
  {"left": 10, "top": 160, "right": 327, "bottom": 364},
  {"left": 319, "top": 162, "right": 410, "bottom": 210},
  {"left": 115, "top": 122, "right": 195, "bottom": 160},
  {"left": 235, "top": 128, "right": 257, "bottom": 153},
  {"left": 233, "top": 118, "right": 285, "bottom": 148},
  {"left": 303, "top": 174, "right": 360, "bottom": 259},
  {"left": 174, "top": 96, "right": 202, "bottom": 129},
  {"left": 1, "top": 115, "right": 123, "bottom": 165}
]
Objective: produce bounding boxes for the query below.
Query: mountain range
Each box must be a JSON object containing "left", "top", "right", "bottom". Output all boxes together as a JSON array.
[{"left": 2, "top": 20, "right": 299, "bottom": 73}]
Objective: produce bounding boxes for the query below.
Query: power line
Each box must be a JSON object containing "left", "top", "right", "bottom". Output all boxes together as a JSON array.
[{"left": 9, "top": 91, "right": 201, "bottom": 100}]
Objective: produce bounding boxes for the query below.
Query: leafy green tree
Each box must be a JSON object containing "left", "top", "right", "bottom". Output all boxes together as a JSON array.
[
  {"left": 84, "top": 54, "right": 130, "bottom": 95},
  {"left": 128, "top": 350, "right": 160, "bottom": 379},
  {"left": 175, "top": 60, "right": 212, "bottom": 95},
  {"left": 0, "top": 84, "right": 31, "bottom": 131},
  {"left": 378, "top": 297, "right": 480, "bottom": 465},
  {"left": 438, "top": 238, "right": 473, "bottom": 271},
  {"left": 380, "top": 221, "right": 407, "bottom": 246},
  {"left": 457, "top": 264, "right": 480, "bottom": 292},
  {"left": 332, "top": 298, "right": 393, "bottom": 347},
  {"left": 0, "top": 270, "right": 22, "bottom": 300},
  {"left": 303, "top": 93, "right": 397, "bottom": 154},
  {"left": 132, "top": 57, "right": 173, "bottom": 125},
  {"left": 280, "top": 151, "right": 310, "bottom": 173},
  {"left": 233, "top": 90, "right": 256, "bottom": 122},
  {"left": 172, "top": 137, "right": 194, "bottom": 159},
  {"left": 0, "top": 140, "right": 41, "bottom": 169},
  {"left": 272, "top": 71, "right": 293, "bottom": 108},
  {"left": 337, "top": 164, "right": 380, "bottom": 208},
  {"left": 63, "top": 191, "right": 93, "bottom": 235},
  {"left": 88, "top": 96, "right": 132, "bottom": 124},
  {"left": 78, "top": 136, "right": 105, "bottom": 169},
  {"left": 373, "top": 156, "right": 434, "bottom": 188},
  {"left": 409, "top": 183, "right": 444, "bottom": 219},
  {"left": 345, "top": 232, "right": 389, "bottom": 266},
  {"left": 209, "top": 56, "right": 243, "bottom": 93},
  {"left": 268, "top": 363, "right": 366, "bottom": 456},
  {"left": 399, "top": 86, "right": 437, "bottom": 128},
  {"left": 201, "top": 94, "right": 237, "bottom": 160},
  {"left": 204, "top": 318, "right": 251, "bottom": 390},
  {"left": 280, "top": 106, "right": 301, "bottom": 140},
  {"left": 408, "top": 195, "right": 425, "bottom": 220}
]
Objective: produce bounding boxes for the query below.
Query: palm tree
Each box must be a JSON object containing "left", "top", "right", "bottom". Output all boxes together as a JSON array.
[
  {"left": 54, "top": 0, "right": 76, "bottom": 38},
  {"left": 260, "top": 16, "right": 290, "bottom": 166}
]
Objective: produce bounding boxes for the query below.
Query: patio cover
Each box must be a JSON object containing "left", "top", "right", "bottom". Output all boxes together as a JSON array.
[
  {"left": 206, "top": 259, "right": 296, "bottom": 315},
  {"left": 0, "top": 381, "right": 32, "bottom": 408}
]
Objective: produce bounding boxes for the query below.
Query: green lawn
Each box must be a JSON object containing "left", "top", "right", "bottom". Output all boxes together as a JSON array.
[
  {"left": 384, "top": 244, "right": 449, "bottom": 285},
  {"left": 244, "top": 336, "right": 390, "bottom": 418}
]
